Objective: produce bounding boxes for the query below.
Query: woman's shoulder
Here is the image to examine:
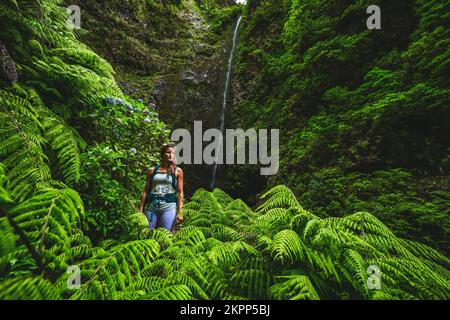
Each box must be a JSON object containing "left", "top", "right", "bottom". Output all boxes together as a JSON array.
[
  {"left": 147, "top": 165, "right": 158, "bottom": 175},
  {"left": 175, "top": 166, "right": 183, "bottom": 175}
]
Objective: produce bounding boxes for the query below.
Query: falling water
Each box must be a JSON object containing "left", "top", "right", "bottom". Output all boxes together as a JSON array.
[{"left": 210, "top": 15, "right": 242, "bottom": 190}]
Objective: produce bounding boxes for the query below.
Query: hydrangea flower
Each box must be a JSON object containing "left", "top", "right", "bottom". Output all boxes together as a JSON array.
[
  {"left": 104, "top": 96, "right": 115, "bottom": 105},
  {"left": 116, "top": 98, "right": 124, "bottom": 105},
  {"left": 130, "top": 148, "right": 137, "bottom": 155},
  {"left": 137, "top": 99, "right": 144, "bottom": 103},
  {"left": 144, "top": 117, "right": 151, "bottom": 123},
  {"left": 134, "top": 108, "right": 141, "bottom": 113}
]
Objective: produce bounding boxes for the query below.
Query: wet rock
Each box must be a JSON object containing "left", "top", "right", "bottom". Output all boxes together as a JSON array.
[{"left": 180, "top": 70, "right": 196, "bottom": 81}]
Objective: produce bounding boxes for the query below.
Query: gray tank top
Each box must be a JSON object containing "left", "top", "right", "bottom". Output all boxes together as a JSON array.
[{"left": 150, "top": 171, "right": 177, "bottom": 211}]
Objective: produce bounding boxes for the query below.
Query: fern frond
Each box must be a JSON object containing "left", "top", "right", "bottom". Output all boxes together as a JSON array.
[
  {"left": 340, "top": 249, "right": 370, "bottom": 298},
  {"left": 269, "top": 275, "right": 320, "bottom": 300},
  {"left": 256, "top": 185, "right": 301, "bottom": 214},
  {"left": 269, "top": 230, "right": 305, "bottom": 264},
  {"left": 212, "top": 188, "right": 234, "bottom": 208},
  {"left": 0, "top": 91, "right": 51, "bottom": 200},
  {"left": 41, "top": 112, "right": 85, "bottom": 185},
  {"left": 207, "top": 240, "right": 258, "bottom": 267},
  {"left": 144, "top": 284, "right": 194, "bottom": 300},
  {"left": 0, "top": 275, "right": 60, "bottom": 300},
  {"left": 166, "top": 272, "right": 209, "bottom": 299},
  {"left": 230, "top": 269, "right": 273, "bottom": 299}
]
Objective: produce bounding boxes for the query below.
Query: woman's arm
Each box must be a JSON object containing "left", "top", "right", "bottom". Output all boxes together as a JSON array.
[
  {"left": 176, "top": 167, "right": 184, "bottom": 222},
  {"left": 139, "top": 167, "right": 154, "bottom": 213}
]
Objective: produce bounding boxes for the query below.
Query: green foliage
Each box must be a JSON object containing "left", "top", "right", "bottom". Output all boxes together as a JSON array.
[
  {"left": 269, "top": 275, "right": 320, "bottom": 300},
  {"left": 9, "top": 188, "right": 85, "bottom": 270},
  {"left": 0, "top": 0, "right": 169, "bottom": 243},
  {"left": 230, "top": 0, "right": 450, "bottom": 254},
  {"left": 0, "top": 0, "right": 448, "bottom": 301},
  {"left": 79, "top": 144, "right": 153, "bottom": 241},
  {"left": 197, "top": 0, "right": 243, "bottom": 33},
  {"left": 0, "top": 276, "right": 60, "bottom": 300},
  {"left": 4, "top": 186, "right": 448, "bottom": 300},
  {"left": 0, "top": 116, "right": 449, "bottom": 303}
]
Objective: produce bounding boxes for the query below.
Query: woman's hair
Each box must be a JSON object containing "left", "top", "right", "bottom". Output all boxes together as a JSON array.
[{"left": 160, "top": 143, "right": 176, "bottom": 175}]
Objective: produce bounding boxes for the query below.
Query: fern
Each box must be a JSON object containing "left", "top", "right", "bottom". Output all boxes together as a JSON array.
[
  {"left": 41, "top": 112, "right": 85, "bottom": 185},
  {"left": 0, "top": 275, "right": 60, "bottom": 300},
  {"left": 9, "top": 188, "right": 84, "bottom": 272},
  {"left": 2, "top": 185, "right": 449, "bottom": 300},
  {"left": 144, "top": 284, "right": 194, "bottom": 300},
  {"left": 0, "top": 90, "right": 51, "bottom": 200},
  {"left": 269, "top": 275, "right": 320, "bottom": 300},
  {"left": 269, "top": 230, "right": 306, "bottom": 264},
  {"left": 230, "top": 269, "right": 273, "bottom": 299},
  {"left": 256, "top": 185, "right": 302, "bottom": 213}
]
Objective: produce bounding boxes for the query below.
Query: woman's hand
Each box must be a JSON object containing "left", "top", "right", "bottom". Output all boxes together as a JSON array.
[
  {"left": 176, "top": 210, "right": 184, "bottom": 224},
  {"left": 176, "top": 167, "right": 184, "bottom": 225},
  {"left": 139, "top": 168, "right": 153, "bottom": 214}
]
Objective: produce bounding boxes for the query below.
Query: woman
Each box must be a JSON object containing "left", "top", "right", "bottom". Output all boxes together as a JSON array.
[{"left": 139, "top": 143, "right": 184, "bottom": 232}]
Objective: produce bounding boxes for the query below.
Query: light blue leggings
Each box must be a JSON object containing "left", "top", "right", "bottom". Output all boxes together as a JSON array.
[{"left": 146, "top": 206, "right": 177, "bottom": 231}]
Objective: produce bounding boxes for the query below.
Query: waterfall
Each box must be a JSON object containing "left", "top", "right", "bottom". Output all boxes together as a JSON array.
[{"left": 210, "top": 15, "right": 242, "bottom": 190}]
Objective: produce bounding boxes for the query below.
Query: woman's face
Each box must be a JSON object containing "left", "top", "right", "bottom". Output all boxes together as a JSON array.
[{"left": 163, "top": 147, "right": 175, "bottom": 163}]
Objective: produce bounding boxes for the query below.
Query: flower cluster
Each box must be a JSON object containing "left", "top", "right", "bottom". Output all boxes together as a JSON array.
[{"left": 103, "top": 96, "right": 159, "bottom": 123}]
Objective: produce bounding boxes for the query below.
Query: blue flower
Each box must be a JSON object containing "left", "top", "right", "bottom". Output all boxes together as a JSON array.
[
  {"left": 116, "top": 98, "right": 124, "bottom": 105},
  {"left": 144, "top": 117, "right": 151, "bottom": 123},
  {"left": 137, "top": 99, "right": 144, "bottom": 103},
  {"left": 104, "top": 96, "right": 115, "bottom": 105},
  {"left": 134, "top": 108, "right": 141, "bottom": 113},
  {"left": 130, "top": 148, "right": 137, "bottom": 155}
]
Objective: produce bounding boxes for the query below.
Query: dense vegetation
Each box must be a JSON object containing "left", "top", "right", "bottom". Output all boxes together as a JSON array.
[
  {"left": 0, "top": 0, "right": 449, "bottom": 300},
  {"left": 228, "top": 0, "right": 450, "bottom": 254},
  {"left": 2, "top": 171, "right": 449, "bottom": 299},
  {"left": 0, "top": 0, "right": 170, "bottom": 242},
  {"left": 75, "top": 0, "right": 241, "bottom": 192}
]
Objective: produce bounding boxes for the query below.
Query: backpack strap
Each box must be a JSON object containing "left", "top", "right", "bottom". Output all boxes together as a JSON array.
[
  {"left": 151, "top": 165, "right": 159, "bottom": 183},
  {"left": 145, "top": 165, "right": 159, "bottom": 207},
  {"left": 172, "top": 165, "right": 177, "bottom": 190}
]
